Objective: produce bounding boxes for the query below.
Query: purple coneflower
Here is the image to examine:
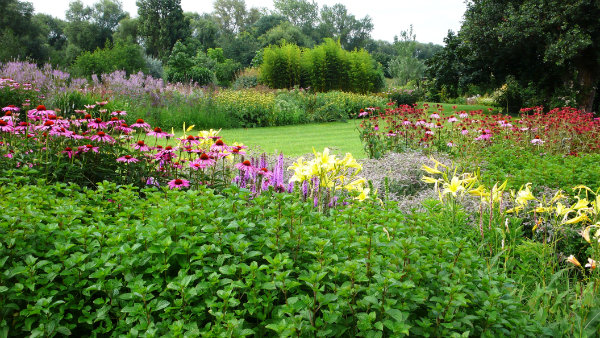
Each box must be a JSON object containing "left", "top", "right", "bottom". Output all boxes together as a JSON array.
[
  {"left": 117, "top": 155, "right": 139, "bottom": 163},
  {"left": 131, "top": 118, "right": 151, "bottom": 130},
  {"left": 210, "top": 139, "right": 229, "bottom": 152},
  {"left": 90, "top": 131, "right": 115, "bottom": 143},
  {"left": 168, "top": 178, "right": 190, "bottom": 189},
  {"left": 78, "top": 144, "right": 99, "bottom": 153},
  {"left": 147, "top": 127, "right": 172, "bottom": 138},
  {"left": 132, "top": 140, "right": 150, "bottom": 151},
  {"left": 235, "top": 160, "right": 255, "bottom": 173}
]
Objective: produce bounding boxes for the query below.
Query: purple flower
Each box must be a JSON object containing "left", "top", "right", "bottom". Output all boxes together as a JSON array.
[
  {"left": 168, "top": 178, "right": 190, "bottom": 189},
  {"left": 116, "top": 155, "right": 139, "bottom": 163}
]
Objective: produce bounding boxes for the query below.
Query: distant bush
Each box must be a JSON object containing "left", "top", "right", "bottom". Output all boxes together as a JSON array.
[
  {"left": 71, "top": 42, "right": 147, "bottom": 78},
  {"left": 260, "top": 39, "right": 384, "bottom": 93},
  {"left": 233, "top": 68, "right": 259, "bottom": 89},
  {"left": 386, "top": 87, "right": 423, "bottom": 106}
]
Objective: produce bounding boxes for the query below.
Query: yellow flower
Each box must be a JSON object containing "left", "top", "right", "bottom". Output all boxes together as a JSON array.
[
  {"left": 355, "top": 187, "right": 370, "bottom": 201},
  {"left": 572, "top": 197, "right": 590, "bottom": 210},
  {"left": 468, "top": 185, "right": 488, "bottom": 198},
  {"left": 344, "top": 178, "right": 367, "bottom": 192},
  {"left": 554, "top": 202, "right": 573, "bottom": 217},
  {"left": 563, "top": 213, "right": 590, "bottom": 225},
  {"left": 567, "top": 255, "right": 581, "bottom": 267},
  {"left": 515, "top": 183, "right": 536, "bottom": 206},
  {"left": 421, "top": 164, "right": 442, "bottom": 175},
  {"left": 582, "top": 226, "right": 591, "bottom": 243},
  {"left": 442, "top": 176, "right": 466, "bottom": 197},
  {"left": 421, "top": 176, "right": 440, "bottom": 184}
]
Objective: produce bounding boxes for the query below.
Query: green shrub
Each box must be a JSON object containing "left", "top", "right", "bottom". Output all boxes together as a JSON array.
[
  {"left": 386, "top": 87, "right": 423, "bottom": 106},
  {"left": 0, "top": 180, "right": 541, "bottom": 336},
  {"left": 71, "top": 42, "right": 147, "bottom": 78},
  {"left": 259, "top": 39, "right": 384, "bottom": 93}
]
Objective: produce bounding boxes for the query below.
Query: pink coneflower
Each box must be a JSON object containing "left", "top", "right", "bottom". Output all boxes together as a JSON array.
[
  {"left": 0, "top": 120, "right": 13, "bottom": 132},
  {"left": 62, "top": 147, "right": 75, "bottom": 158},
  {"left": 35, "top": 120, "right": 56, "bottom": 131},
  {"left": 448, "top": 116, "right": 458, "bottom": 123},
  {"left": 459, "top": 112, "right": 468, "bottom": 118},
  {"left": 132, "top": 140, "right": 150, "bottom": 151},
  {"left": 95, "top": 101, "right": 108, "bottom": 106},
  {"left": 190, "top": 153, "right": 215, "bottom": 168},
  {"left": 168, "top": 178, "right": 190, "bottom": 189},
  {"left": 429, "top": 113, "right": 440, "bottom": 119},
  {"left": 147, "top": 127, "right": 172, "bottom": 138},
  {"left": 425, "top": 128, "right": 434, "bottom": 135},
  {"left": 235, "top": 160, "right": 256, "bottom": 173},
  {"left": 90, "top": 131, "right": 115, "bottom": 143},
  {"left": 117, "top": 155, "right": 139, "bottom": 163},
  {"left": 111, "top": 110, "right": 127, "bottom": 116},
  {"left": 107, "top": 116, "right": 124, "bottom": 126},
  {"left": 2, "top": 105, "right": 19, "bottom": 112},
  {"left": 116, "top": 123, "right": 133, "bottom": 134},
  {"left": 130, "top": 118, "right": 150, "bottom": 130},
  {"left": 461, "top": 127, "right": 469, "bottom": 135},
  {"left": 87, "top": 118, "right": 107, "bottom": 129},
  {"left": 79, "top": 144, "right": 99, "bottom": 153},
  {"left": 531, "top": 135, "right": 544, "bottom": 145},
  {"left": 230, "top": 145, "right": 247, "bottom": 156},
  {"left": 211, "top": 139, "right": 229, "bottom": 152},
  {"left": 447, "top": 141, "right": 455, "bottom": 147},
  {"left": 257, "top": 167, "right": 272, "bottom": 178},
  {"left": 386, "top": 130, "right": 397, "bottom": 137},
  {"left": 74, "top": 109, "right": 86, "bottom": 114},
  {"left": 358, "top": 109, "right": 368, "bottom": 117},
  {"left": 84, "top": 104, "right": 96, "bottom": 109},
  {"left": 180, "top": 135, "right": 201, "bottom": 146},
  {"left": 402, "top": 119, "right": 411, "bottom": 126}
]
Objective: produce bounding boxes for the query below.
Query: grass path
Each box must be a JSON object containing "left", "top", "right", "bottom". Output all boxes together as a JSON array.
[
  {"left": 165, "top": 103, "right": 496, "bottom": 159},
  {"left": 218, "top": 120, "right": 365, "bottom": 158}
]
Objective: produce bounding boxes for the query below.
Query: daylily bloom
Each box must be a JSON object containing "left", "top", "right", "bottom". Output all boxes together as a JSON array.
[{"left": 567, "top": 255, "right": 581, "bottom": 267}]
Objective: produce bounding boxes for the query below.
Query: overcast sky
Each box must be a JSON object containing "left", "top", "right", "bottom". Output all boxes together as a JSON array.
[{"left": 28, "top": 0, "right": 466, "bottom": 45}]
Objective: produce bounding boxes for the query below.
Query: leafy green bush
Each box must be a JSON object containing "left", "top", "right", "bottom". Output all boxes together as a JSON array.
[
  {"left": 260, "top": 39, "right": 384, "bottom": 93},
  {"left": 260, "top": 42, "right": 303, "bottom": 89},
  {"left": 71, "top": 42, "right": 147, "bottom": 78},
  {"left": 0, "top": 179, "right": 540, "bottom": 336},
  {"left": 386, "top": 87, "right": 423, "bottom": 106}
]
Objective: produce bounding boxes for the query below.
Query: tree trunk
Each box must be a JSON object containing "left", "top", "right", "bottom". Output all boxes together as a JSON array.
[{"left": 577, "top": 64, "right": 598, "bottom": 113}]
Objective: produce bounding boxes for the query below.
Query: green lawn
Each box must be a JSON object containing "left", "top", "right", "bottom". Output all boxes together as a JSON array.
[
  {"left": 218, "top": 121, "right": 366, "bottom": 158},
  {"left": 163, "top": 102, "right": 496, "bottom": 159}
]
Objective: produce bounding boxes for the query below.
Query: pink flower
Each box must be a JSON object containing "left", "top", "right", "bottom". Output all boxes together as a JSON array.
[
  {"left": 78, "top": 144, "right": 99, "bottom": 153},
  {"left": 531, "top": 136, "right": 544, "bottom": 145},
  {"left": 190, "top": 153, "right": 215, "bottom": 168},
  {"left": 90, "top": 131, "right": 115, "bottom": 143},
  {"left": 429, "top": 113, "right": 440, "bottom": 119},
  {"left": 210, "top": 139, "right": 229, "bottom": 152},
  {"left": 131, "top": 118, "right": 151, "bottom": 130},
  {"left": 168, "top": 178, "right": 190, "bottom": 189},
  {"left": 132, "top": 140, "right": 150, "bottom": 151},
  {"left": 62, "top": 147, "right": 75, "bottom": 159},
  {"left": 147, "top": 127, "right": 172, "bottom": 138},
  {"left": 0, "top": 120, "right": 13, "bottom": 132},
  {"left": 235, "top": 160, "right": 256, "bottom": 173},
  {"left": 117, "top": 155, "right": 139, "bottom": 163},
  {"left": 448, "top": 117, "right": 458, "bottom": 123},
  {"left": 111, "top": 110, "right": 127, "bottom": 116}
]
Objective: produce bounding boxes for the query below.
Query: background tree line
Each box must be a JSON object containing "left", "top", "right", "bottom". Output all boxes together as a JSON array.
[{"left": 0, "top": 0, "right": 439, "bottom": 89}]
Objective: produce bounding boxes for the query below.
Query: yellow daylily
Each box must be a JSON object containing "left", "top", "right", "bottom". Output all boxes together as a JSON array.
[
  {"left": 554, "top": 202, "right": 573, "bottom": 217},
  {"left": 563, "top": 213, "right": 590, "bottom": 225},
  {"left": 355, "top": 187, "right": 370, "bottom": 201},
  {"left": 515, "top": 183, "right": 536, "bottom": 206},
  {"left": 567, "top": 255, "right": 582, "bottom": 267},
  {"left": 468, "top": 185, "right": 488, "bottom": 198},
  {"left": 421, "top": 176, "right": 440, "bottom": 184},
  {"left": 442, "top": 176, "right": 466, "bottom": 197},
  {"left": 421, "top": 164, "right": 442, "bottom": 175},
  {"left": 572, "top": 197, "right": 590, "bottom": 210}
]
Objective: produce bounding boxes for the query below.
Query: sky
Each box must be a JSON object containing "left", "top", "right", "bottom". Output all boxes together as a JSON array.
[{"left": 28, "top": 0, "right": 467, "bottom": 45}]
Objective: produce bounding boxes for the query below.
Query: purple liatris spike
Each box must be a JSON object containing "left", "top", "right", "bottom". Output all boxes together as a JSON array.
[
  {"left": 314, "top": 195, "right": 319, "bottom": 208},
  {"left": 287, "top": 181, "right": 294, "bottom": 193},
  {"left": 302, "top": 181, "right": 309, "bottom": 199}
]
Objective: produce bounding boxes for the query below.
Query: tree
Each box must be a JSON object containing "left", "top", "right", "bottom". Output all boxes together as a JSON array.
[
  {"left": 0, "top": 0, "right": 47, "bottom": 62},
  {"left": 317, "top": 4, "right": 373, "bottom": 50},
  {"left": 273, "top": 0, "right": 318, "bottom": 35},
  {"left": 451, "top": 0, "right": 600, "bottom": 111},
  {"left": 65, "top": 0, "right": 126, "bottom": 53},
  {"left": 212, "top": 0, "right": 248, "bottom": 34},
  {"left": 259, "top": 22, "right": 313, "bottom": 48},
  {"left": 388, "top": 26, "right": 425, "bottom": 86},
  {"left": 137, "top": 0, "right": 190, "bottom": 59},
  {"left": 113, "top": 17, "right": 139, "bottom": 44},
  {"left": 186, "top": 12, "right": 220, "bottom": 50}
]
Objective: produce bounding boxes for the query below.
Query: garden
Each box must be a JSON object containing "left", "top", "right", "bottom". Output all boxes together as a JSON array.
[
  {"left": 2, "top": 0, "right": 600, "bottom": 335},
  {"left": 1, "top": 59, "right": 600, "bottom": 337}
]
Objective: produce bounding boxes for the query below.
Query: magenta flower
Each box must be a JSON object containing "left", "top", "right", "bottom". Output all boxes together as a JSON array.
[
  {"left": 0, "top": 120, "right": 13, "bottom": 132},
  {"left": 62, "top": 147, "right": 75, "bottom": 159},
  {"left": 117, "top": 155, "right": 139, "bottom": 163},
  {"left": 168, "top": 178, "right": 190, "bottom": 189},
  {"left": 2, "top": 105, "right": 19, "bottom": 112},
  {"left": 90, "top": 131, "right": 115, "bottom": 143},
  {"left": 210, "top": 139, "right": 229, "bottom": 152},
  {"left": 147, "top": 127, "right": 172, "bottom": 138},
  {"left": 87, "top": 118, "right": 107, "bottom": 129},
  {"left": 235, "top": 160, "right": 256, "bottom": 173},
  {"left": 190, "top": 153, "right": 215, "bottom": 168},
  {"left": 111, "top": 110, "right": 127, "bottom": 116},
  {"left": 78, "top": 144, "right": 99, "bottom": 153},
  {"left": 132, "top": 140, "right": 150, "bottom": 151},
  {"left": 131, "top": 118, "right": 151, "bottom": 130}
]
